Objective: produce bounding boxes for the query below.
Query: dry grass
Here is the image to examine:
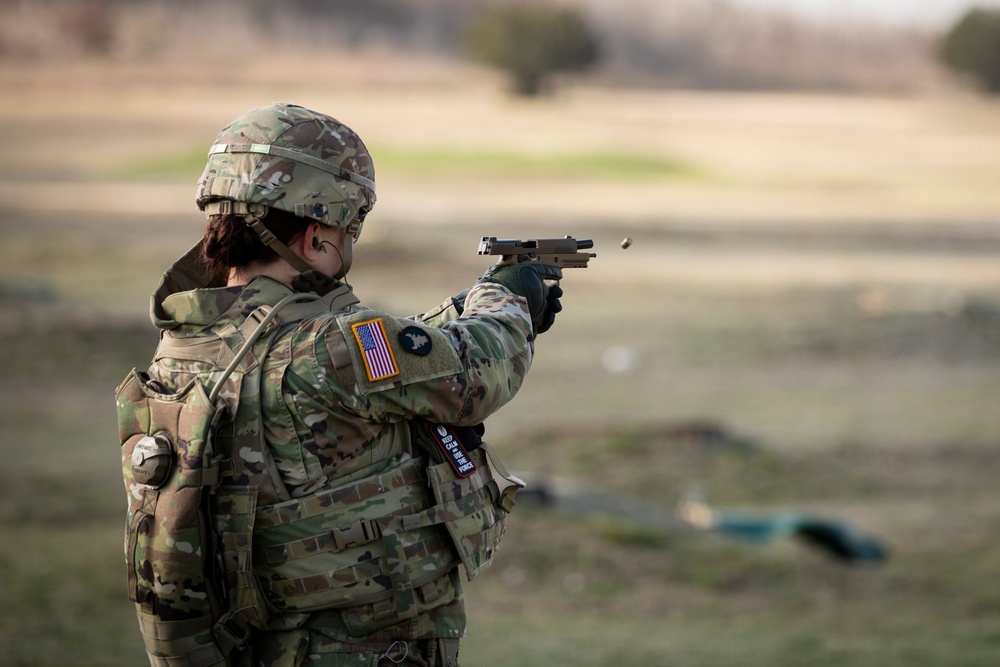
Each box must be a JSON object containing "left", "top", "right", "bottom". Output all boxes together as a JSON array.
[
  {"left": 1, "top": 50, "right": 999, "bottom": 666},
  {"left": 2, "top": 52, "right": 1000, "bottom": 229}
]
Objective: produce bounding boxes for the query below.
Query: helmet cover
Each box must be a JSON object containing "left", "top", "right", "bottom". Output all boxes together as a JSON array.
[{"left": 195, "top": 103, "right": 375, "bottom": 236}]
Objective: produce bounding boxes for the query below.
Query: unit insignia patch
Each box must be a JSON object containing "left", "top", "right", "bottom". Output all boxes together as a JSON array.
[{"left": 399, "top": 325, "right": 433, "bottom": 356}]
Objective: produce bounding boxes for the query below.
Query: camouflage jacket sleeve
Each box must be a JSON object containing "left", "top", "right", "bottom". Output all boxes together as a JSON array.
[
  {"left": 412, "top": 290, "right": 469, "bottom": 328},
  {"left": 326, "top": 283, "right": 533, "bottom": 426}
]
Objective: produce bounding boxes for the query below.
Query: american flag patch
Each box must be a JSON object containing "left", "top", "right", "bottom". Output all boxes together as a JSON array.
[{"left": 351, "top": 318, "right": 399, "bottom": 382}]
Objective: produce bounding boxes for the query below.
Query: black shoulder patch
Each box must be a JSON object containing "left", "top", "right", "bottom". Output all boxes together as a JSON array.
[{"left": 399, "top": 325, "right": 433, "bottom": 356}]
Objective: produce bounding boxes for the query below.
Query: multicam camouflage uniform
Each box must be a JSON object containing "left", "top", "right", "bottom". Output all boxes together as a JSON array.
[
  {"left": 136, "top": 251, "right": 532, "bottom": 666},
  {"left": 118, "top": 103, "right": 537, "bottom": 667}
]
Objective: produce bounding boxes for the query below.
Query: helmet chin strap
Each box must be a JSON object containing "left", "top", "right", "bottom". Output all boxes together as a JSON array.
[
  {"left": 335, "top": 238, "right": 353, "bottom": 279},
  {"left": 311, "top": 237, "right": 352, "bottom": 280},
  {"left": 244, "top": 214, "right": 348, "bottom": 296},
  {"left": 203, "top": 201, "right": 354, "bottom": 296},
  {"left": 245, "top": 216, "right": 312, "bottom": 273},
  {"left": 309, "top": 237, "right": 353, "bottom": 293}
]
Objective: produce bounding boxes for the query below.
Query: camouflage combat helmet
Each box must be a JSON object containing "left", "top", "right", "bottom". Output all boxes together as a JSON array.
[{"left": 196, "top": 102, "right": 376, "bottom": 239}]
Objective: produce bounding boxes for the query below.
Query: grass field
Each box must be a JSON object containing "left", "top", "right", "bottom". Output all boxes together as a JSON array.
[{"left": 1, "top": 51, "right": 999, "bottom": 665}]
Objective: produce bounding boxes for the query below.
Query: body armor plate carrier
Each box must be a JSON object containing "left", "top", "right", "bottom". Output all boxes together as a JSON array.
[{"left": 118, "top": 291, "right": 524, "bottom": 667}]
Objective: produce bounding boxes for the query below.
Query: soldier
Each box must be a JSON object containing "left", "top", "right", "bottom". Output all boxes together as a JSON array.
[{"left": 118, "top": 103, "right": 562, "bottom": 667}]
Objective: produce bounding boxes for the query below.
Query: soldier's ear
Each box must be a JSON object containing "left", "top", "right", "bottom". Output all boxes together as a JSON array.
[{"left": 301, "top": 222, "right": 324, "bottom": 260}]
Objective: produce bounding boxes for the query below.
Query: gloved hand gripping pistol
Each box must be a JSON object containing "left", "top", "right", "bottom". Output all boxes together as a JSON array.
[{"left": 477, "top": 236, "right": 595, "bottom": 334}]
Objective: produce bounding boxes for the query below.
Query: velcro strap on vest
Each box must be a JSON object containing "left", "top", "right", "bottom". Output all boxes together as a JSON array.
[
  {"left": 136, "top": 614, "right": 226, "bottom": 667},
  {"left": 397, "top": 492, "right": 490, "bottom": 533},
  {"left": 372, "top": 597, "right": 396, "bottom": 622},
  {"left": 380, "top": 526, "right": 416, "bottom": 620},
  {"left": 258, "top": 517, "right": 384, "bottom": 566},
  {"left": 255, "top": 532, "right": 455, "bottom": 607},
  {"left": 127, "top": 490, "right": 159, "bottom": 604},
  {"left": 199, "top": 463, "right": 221, "bottom": 487},
  {"left": 213, "top": 611, "right": 254, "bottom": 656},
  {"left": 137, "top": 614, "right": 214, "bottom": 641},
  {"left": 146, "top": 645, "right": 226, "bottom": 667},
  {"left": 328, "top": 332, "right": 353, "bottom": 369},
  {"left": 417, "top": 575, "right": 445, "bottom": 605},
  {"left": 255, "top": 457, "right": 426, "bottom": 528}
]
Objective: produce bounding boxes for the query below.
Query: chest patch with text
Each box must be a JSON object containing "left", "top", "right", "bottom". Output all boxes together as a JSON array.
[{"left": 428, "top": 423, "right": 478, "bottom": 478}]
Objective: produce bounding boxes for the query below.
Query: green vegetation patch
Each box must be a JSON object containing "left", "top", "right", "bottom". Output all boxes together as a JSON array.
[
  {"left": 376, "top": 143, "right": 705, "bottom": 180},
  {"left": 109, "top": 143, "right": 706, "bottom": 182},
  {"left": 108, "top": 146, "right": 206, "bottom": 180}
]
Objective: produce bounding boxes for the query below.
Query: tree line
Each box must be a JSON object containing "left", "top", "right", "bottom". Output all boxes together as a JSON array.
[{"left": 7, "top": 0, "right": 1000, "bottom": 96}]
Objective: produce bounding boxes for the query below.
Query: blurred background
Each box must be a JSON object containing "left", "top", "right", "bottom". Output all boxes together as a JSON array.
[{"left": 1, "top": 1, "right": 999, "bottom": 665}]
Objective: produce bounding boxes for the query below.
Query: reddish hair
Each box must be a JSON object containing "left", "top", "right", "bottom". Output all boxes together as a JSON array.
[{"left": 200, "top": 209, "right": 308, "bottom": 283}]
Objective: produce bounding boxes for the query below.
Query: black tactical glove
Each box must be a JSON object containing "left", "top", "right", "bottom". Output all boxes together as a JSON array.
[{"left": 478, "top": 263, "right": 564, "bottom": 334}]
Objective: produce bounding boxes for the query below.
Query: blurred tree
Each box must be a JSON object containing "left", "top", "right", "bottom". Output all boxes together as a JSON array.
[
  {"left": 464, "top": 5, "right": 600, "bottom": 96},
  {"left": 60, "top": 0, "right": 115, "bottom": 55},
  {"left": 940, "top": 7, "right": 1000, "bottom": 93}
]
